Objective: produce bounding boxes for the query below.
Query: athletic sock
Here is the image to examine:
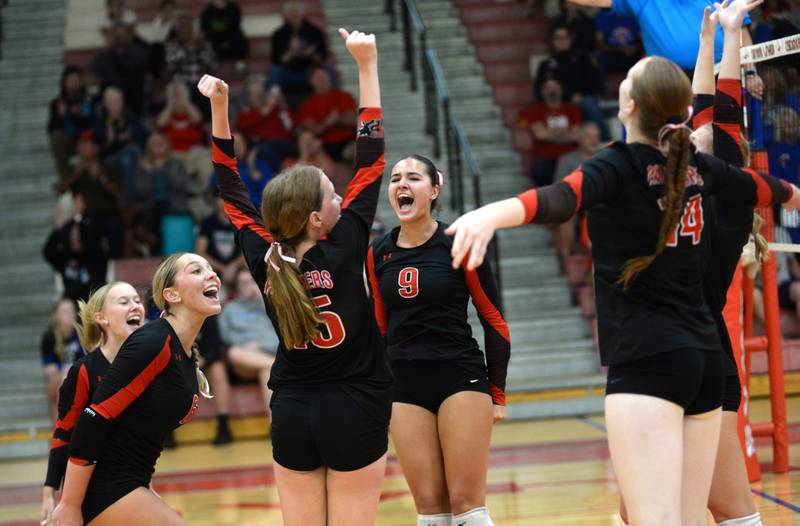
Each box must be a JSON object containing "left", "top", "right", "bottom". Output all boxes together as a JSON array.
[
  {"left": 717, "top": 512, "right": 763, "bottom": 526},
  {"left": 418, "top": 513, "right": 452, "bottom": 526},
  {"left": 453, "top": 507, "right": 493, "bottom": 526}
]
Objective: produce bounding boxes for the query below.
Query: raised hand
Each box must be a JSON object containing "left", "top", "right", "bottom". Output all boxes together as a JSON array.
[
  {"left": 445, "top": 209, "right": 497, "bottom": 271},
  {"left": 714, "top": 0, "right": 763, "bottom": 32},
  {"left": 338, "top": 28, "right": 377, "bottom": 68},
  {"left": 197, "top": 74, "right": 229, "bottom": 104},
  {"left": 699, "top": 5, "right": 718, "bottom": 41}
]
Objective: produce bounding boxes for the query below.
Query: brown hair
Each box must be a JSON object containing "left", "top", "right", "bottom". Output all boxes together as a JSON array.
[
  {"left": 400, "top": 154, "right": 442, "bottom": 214},
  {"left": 260, "top": 165, "right": 325, "bottom": 349},
  {"left": 151, "top": 253, "right": 213, "bottom": 398},
  {"left": 75, "top": 282, "right": 124, "bottom": 351},
  {"left": 618, "top": 57, "right": 694, "bottom": 288}
]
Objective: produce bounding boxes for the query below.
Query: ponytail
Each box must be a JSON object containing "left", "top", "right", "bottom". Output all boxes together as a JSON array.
[
  {"left": 751, "top": 212, "right": 769, "bottom": 266},
  {"left": 190, "top": 344, "right": 213, "bottom": 399},
  {"left": 618, "top": 128, "right": 691, "bottom": 288}
]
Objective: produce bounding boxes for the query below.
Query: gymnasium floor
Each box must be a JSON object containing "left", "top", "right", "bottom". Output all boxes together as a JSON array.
[{"left": 1, "top": 397, "right": 798, "bottom": 525}]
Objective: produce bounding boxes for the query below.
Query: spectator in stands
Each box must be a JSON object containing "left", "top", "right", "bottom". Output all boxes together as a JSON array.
[
  {"left": 552, "top": 121, "right": 600, "bottom": 260},
  {"left": 594, "top": 9, "right": 642, "bottom": 74},
  {"left": 91, "top": 86, "right": 146, "bottom": 201},
  {"left": 165, "top": 13, "right": 216, "bottom": 115},
  {"left": 196, "top": 315, "right": 235, "bottom": 445},
  {"left": 299, "top": 66, "right": 357, "bottom": 162},
  {"left": 551, "top": 0, "right": 596, "bottom": 53},
  {"left": 40, "top": 298, "right": 85, "bottom": 422},
  {"left": 156, "top": 80, "right": 213, "bottom": 219},
  {"left": 519, "top": 77, "right": 582, "bottom": 187},
  {"left": 266, "top": 1, "right": 329, "bottom": 100},
  {"left": 140, "top": 0, "right": 177, "bottom": 44},
  {"left": 767, "top": 105, "right": 800, "bottom": 184},
  {"left": 43, "top": 191, "right": 110, "bottom": 302},
  {"left": 207, "top": 132, "right": 274, "bottom": 209},
  {"left": 48, "top": 66, "right": 94, "bottom": 182},
  {"left": 92, "top": 21, "right": 150, "bottom": 115},
  {"left": 196, "top": 190, "right": 246, "bottom": 286},
  {"left": 535, "top": 24, "right": 609, "bottom": 140},
  {"left": 56, "top": 133, "right": 125, "bottom": 259},
  {"left": 132, "top": 132, "right": 192, "bottom": 255},
  {"left": 236, "top": 83, "right": 298, "bottom": 172},
  {"left": 201, "top": 0, "right": 249, "bottom": 67},
  {"left": 218, "top": 268, "right": 279, "bottom": 413},
  {"left": 281, "top": 129, "right": 337, "bottom": 179}
]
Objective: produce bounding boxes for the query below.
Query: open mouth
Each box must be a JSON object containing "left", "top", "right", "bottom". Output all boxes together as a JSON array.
[
  {"left": 397, "top": 193, "right": 415, "bottom": 212},
  {"left": 203, "top": 286, "right": 220, "bottom": 301},
  {"left": 126, "top": 315, "right": 142, "bottom": 327}
]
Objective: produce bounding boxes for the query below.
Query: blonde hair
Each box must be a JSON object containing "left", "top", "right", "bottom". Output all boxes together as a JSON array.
[
  {"left": 260, "top": 165, "right": 325, "bottom": 349},
  {"left": 51, "top": 298, "right": 76, "bottom": 363},
  {"left": 152, "top": 253, "right": 213, "bottom": 398},
  {"left": 75, "top": 282, "right": 124, "bottom": 351},
  {"left": 751, "top": 212, "right": 769, "bottom": 266}
]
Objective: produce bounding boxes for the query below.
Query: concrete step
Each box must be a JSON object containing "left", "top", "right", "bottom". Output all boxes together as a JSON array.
[
  {"left": 507, "top": 394, "right": 604, "bottom": 420},
  {"left": 0, "top": 440, "right": 50, "bottom": 460},
  {"left": 1, "top": 292, "right": 61, "bottom": 322},
  {"left": 503, "top": 313, "right": 590, "bottom": 345}
]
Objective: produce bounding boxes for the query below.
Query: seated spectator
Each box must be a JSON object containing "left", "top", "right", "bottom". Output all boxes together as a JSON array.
[
  {"left": 752, "top": 252, "right": 800, "bottom": 336},
  {"left": 92, "top": 21, "right": 150, "bottom": 115},
  {"left": 91, "top": 86, "right": 146, "bottom": 200},
  {"left": 218, "top": 268, "right": 279, "bottom": 413},
  {"left": 552, "top": 122, "right": 600, "bottom": 260},
  {"left": 57, "top": 133, "right": 125, "bottom": 258},
  {"left": 594, "top": 9, "right": 642, "bottom": 74},
  {"left": 519, "top": 77, "right": 582, "bottom": 187},
  {"left": 550, "top": 0, "right": 596, "bottom": 53},
  {"left": 299, "top": 67, "right": 357, "bottom": 162},
  {"left": 767, "top": 105, "right": 800, "bottom": 184},
  {"left": 196, "top": 315, "right": 234, "bottom": 445},
  {"left": 266, "top": 1, "right": 329, "bottom": 101},
  {"left": 40, "top": 298, "right": 85, "bottom": 422},
  {"left": 48, "top": 66, "right": 94, "bottom": 182},
  {"left": 200, "top": 0, "right": 249, "bottom": 66},
  {"left": 236, "top": 83, "right": 297, "bottom": 171},
  {"left": 132, "top": 133, "right": 192, "bottom": 255},
  {"left": 165, "top": 13, "right": 216, "bottom": 116},
  {"left": 43, "top": 191, "right": 110, "bottom": 302},
  {"left": 196, "top": 191, "right": 246, "bottom": 286},
  {"left": 207, "top": 132, "right": 274, "bottom": 209},
  {"left": 535, "top": 24, "right": 610, "bottom": 140},
  {"left": 281, "top": 129, "right": 336, "bottom": 181}
]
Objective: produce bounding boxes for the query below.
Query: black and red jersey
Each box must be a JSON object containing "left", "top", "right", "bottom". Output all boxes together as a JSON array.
[
  {"left": 68, "top": 319, "right": 200, "bottom": 487},
  {"left": 213, "top": 107, "right": 393, "bottom": 424},
  {"left": 45, "top": 350, "right": 110, "bottom": 489},
  {"left": 366, "top": 222, "right": 510, "bottom": 405},
  {"left": 517, "top": 141, "right": 792, "bottom": 365}
]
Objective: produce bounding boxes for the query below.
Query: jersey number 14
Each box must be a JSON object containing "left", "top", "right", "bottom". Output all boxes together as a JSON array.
[{"left": 666, "top": 194, "right": 703, "bottom": 247}]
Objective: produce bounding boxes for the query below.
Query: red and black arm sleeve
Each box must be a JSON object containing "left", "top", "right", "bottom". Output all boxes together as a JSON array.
[
  {"left": 365, "top": 245, "right": 388, "bottom": 338},
  {"left": 701, "top": 152, "right": 793, "bottom": 207},
  {"left": 68, "top": 330, "right": 172, "bottom": 466},
  {"left": 329, "top": 108, "right": 385, "bottom": 259},
  {"left": 463, "top": 260, "right": 510, "bottom": 406},
  {"left": 45, "top": 363, "right": 90, "bottom": 488},
  {"left": 212, "top": 136, "right": 272, "bottom": 289},
  {"left": 713, "top": 78, "right": 745, "bottom": 167},
  {"left": 692, "top": 93, "right": 714, "bottom": 130}
]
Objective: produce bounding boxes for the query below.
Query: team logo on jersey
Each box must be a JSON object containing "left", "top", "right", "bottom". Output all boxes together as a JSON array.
[
  {"left": 303, "top": 270, "right": 334, "bottom": 289},
  {"left": 383, "top": 252, "right": 392, "bottom": 261},
  {"left": 179, "top": 394, "right": 200, "bottom": 425},
  {"left": 357, "top": 118, "right": 383, "bottom": 138}
]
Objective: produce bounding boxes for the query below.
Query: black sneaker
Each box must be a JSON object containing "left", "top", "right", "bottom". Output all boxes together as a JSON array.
[{"left": 213, "top": 423, "right": 233, "bottom": 446}]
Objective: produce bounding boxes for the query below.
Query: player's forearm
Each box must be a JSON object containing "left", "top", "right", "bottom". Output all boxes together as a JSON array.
[
  {"left": 693, "top": 34, "right": 716, "bottom": 95},
  {"left": 718, "top": 27, "right": 742, "bottom": 80},
  {"left": 211, "top": 98, "right": 231, "bottom": 139},
  {"left": 59, "top": 461, "right": 94, "bottom": 506},
  {"left": 358, "top": 63, "right": 381, "bottom": 109}
]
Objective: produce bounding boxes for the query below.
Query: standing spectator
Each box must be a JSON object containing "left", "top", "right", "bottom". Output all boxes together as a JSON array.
[
  {"left": 139, "top": 0, "right": 177, "bottom": 44},
  {"left": 299, "top": 67, "right": 357, "bottom": 162},
  {"left": 235, "top": 83, "right": 297, "bottom": 171},
  {"left": 552, "top": 121, "right": 600, "bottom": 260},
  {"left": 519, "top": 77, "right": 582, "bottom": 187},
  {"left": 40, "top": 299, "right": 86, "bottom": 422},
  {"left": 594, "top": 10, "right": 642, "bottom": 74},
  {"left": 196, "top": 191, "right": 246, "bottom": 285},
  {"left": 91, "top": 86, "right": 146, "bottom": 201},
  {"left": 218, "top": 268, "right": 279, "bottom": 413},
  {"left": 200, "top": 0, "right": 249, "bottom": 66},
  {"left": 551, "top": 0, "right": 596, "bottom": 53},
  {"left": 535, "top": 24, "right": 609, "bottom": 140},
  {"left": 48, "top": 66, "right": 94, "bottom": 182},
  {"left": 165, "top": 13, "right": 216, "bottom": 116},
  {"left": 266, "top": 1, "right": 329, "bottom": 99},
  {"left": 43, "top": 192, "right": 110, "bottom": 303},
  {"left": 92, "top": 22, "right": 150, "bottom": 115}
]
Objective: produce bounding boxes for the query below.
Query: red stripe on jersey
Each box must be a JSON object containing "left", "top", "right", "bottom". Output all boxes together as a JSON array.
[
  {"left": 693, "top": 106, "right": 713, "bottom": 129},
  {"left": 212, "top": 140, "right": 239, "bottom": 173},
  {"left": 743, "top": 167, "right": 773, "bottom": 207},
  {"left": 342, "top": 154, "right": 385, "bottom": 211},
  {"left": 366, "top": 246, "right": 387, "bottom": 337},
  {"left": 91, "top": 338, "right": 172, "bottom": 420},
  {"left": 490, "top": 384, "right": 506, "bottom": 406},
  {"left": 517, "top": 188, "right": 538, "bottom": 223},
  {"left": 68, "top": 457, "right": 92, "bottom": 466},
  {"left": 563, "top": 168, "right": 584, "bottom": 212},
  {"left": 55, "top": 364, "right": 90, "bottom": 433},
  {"left": 717, "top": 78, "right": 741, "bottom": 103},
  {"left": 50, "top": 438, "right": 69, "bottom": 449},
  {"left": 223, "top": 201, "right": 272, "bottom": 243},
  {"left": 462, "top": 264, "right": 511, "bottom": 344}
]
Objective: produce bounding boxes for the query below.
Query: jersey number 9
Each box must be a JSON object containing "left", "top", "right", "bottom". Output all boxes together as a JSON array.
[{"left": 398, "top": 267, "right": 419, "bottom": 299}]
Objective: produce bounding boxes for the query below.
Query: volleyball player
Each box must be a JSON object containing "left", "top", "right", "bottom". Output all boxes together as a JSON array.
[
  {"left": 41, "top": 282, "right": 144, "bottom": 524},
  {"left": 201, "top": 28, "right": 392, "bottom": 526},
  {"left": 365, "top": 156, "right": 509, "bottom": 526},
  {"left": 51, "top": 253, "right": 221, "bottom": 526},
  {"left": 445, "top": 55, "right": 800, "bottom": 525}
]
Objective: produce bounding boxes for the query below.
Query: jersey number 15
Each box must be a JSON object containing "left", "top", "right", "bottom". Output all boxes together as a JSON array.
[{"left": 295, "top": 294, "right": 346, "bottom": 349}]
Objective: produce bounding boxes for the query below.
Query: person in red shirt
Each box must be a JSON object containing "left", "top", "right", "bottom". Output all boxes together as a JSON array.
[
  {"left": 518, "top": 77, "right": 582, "bottom": 186},
  {"left": 235, "top": 82, "right": 297, "bottom": 171},
  {"left": 299, "top": 66, "right": 357, "bottom": 162}
]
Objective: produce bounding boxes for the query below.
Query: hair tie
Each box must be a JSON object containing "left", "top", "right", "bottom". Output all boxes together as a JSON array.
[
  {"left": 264, "top": 241, "right": 297, "bottom": 272},
  {"left": 436, "top": 170, "right": 444, "bottom": 186},
  {"left": 657, "top": 106, "right": 694, "bottom": 153}
]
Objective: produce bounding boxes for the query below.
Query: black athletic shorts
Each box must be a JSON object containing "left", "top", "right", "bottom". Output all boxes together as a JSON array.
[
  {"left": 270, "top": 385, "right": 388, "bottom": 472},
  {"left": 392, "top": 360, "right": 491, "bottom": 414},
  {"left": 606, "top": 348, "right": 724, "bottom": 415},
  {"left": 722, "top": 352, "right": 742, "bottom": 412}
]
